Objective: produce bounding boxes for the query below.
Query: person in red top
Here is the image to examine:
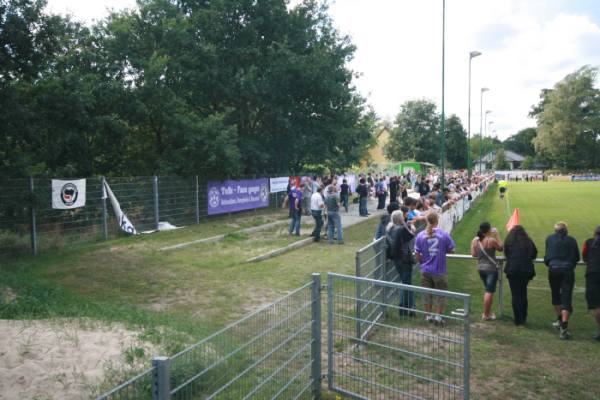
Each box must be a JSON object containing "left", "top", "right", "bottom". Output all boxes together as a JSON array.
[{"left": 582, "top": 226, "right": 600, "bottom": 342}]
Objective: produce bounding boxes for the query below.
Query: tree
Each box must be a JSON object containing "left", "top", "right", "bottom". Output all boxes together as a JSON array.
[
  {"left": 494, "top": 148, "right": 510, "bottom": 170},
  {"left": 532, "top": 66, "right": 600, "bottom": 170},
  {"left": 503, "top": 128, "right": 536, "bottom": 157},
  {"left": 444, "top": 114, "right": 467, "bottom": 169},
  {"left": 521, "top": 156, "right": 534, "bottom": 170},
  {"left": 384, "top": 99, "right": 439, "bottom": 164}
]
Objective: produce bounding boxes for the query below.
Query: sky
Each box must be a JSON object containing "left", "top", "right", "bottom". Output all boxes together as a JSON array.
[{"left": 46, "top": 0, "right": 600, "bottom": 140}]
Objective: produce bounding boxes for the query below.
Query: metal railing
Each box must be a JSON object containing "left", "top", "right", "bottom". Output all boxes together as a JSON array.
[
  {"left": 97, "top": 274, "right": 321, "bottom": 400},
  {"left": 327, "top": 273, "right": 471, "bottom": 400}
]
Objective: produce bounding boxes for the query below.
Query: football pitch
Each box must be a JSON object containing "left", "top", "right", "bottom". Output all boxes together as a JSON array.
[
  {"left": 448, "top": 181, "right": 600, "bottom": 399},
  {"left": 2, "top": 181, "right": 600, "bottom": 399}
]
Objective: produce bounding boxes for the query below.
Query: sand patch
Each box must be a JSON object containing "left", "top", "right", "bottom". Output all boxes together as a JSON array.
[{"left": 0, "top": 319, "right": 157, "bottom": 400}]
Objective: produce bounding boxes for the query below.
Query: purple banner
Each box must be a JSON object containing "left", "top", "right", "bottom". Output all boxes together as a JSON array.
[{"left": 207, "top": 179, "right": 270, "bottom": 215}]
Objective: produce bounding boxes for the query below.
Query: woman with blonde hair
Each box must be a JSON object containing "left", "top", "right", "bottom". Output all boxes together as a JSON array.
[{"left": 414, "top": 212, "right": 456, "bottom": 325}]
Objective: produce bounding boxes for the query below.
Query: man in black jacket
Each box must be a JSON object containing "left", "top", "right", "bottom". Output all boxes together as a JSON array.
[{"left": 544, "top": 221, "right": 580, "bottom": 340}]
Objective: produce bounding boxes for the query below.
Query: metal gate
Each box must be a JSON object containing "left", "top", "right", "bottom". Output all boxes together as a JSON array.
[{"left": 326, "top": 273, "right": 471, "bottom": 400}]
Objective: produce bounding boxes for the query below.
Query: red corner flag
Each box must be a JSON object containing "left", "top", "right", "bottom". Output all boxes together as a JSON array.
[{"left": 506, "top": 208, "right": 520, "bottom": 232}]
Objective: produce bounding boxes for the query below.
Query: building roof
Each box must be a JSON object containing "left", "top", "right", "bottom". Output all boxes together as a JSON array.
[{"left": 475, "top": 150, "right": 525, "bottom": 163}]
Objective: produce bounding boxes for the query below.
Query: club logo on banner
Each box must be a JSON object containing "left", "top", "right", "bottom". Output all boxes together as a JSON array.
[
  {"left": 207, "top": 178, "right": 269, "bottom": 215},
  {"left": 52, "top": 179, "right": 86, "bottom": 209}
]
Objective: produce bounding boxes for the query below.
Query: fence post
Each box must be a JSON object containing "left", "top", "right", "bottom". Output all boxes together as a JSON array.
[
  {"left": 29, "top": 177, "right": 37, "bottom": 256},
  {"left": 326, "top": 273, "right": 334, "bottom": 390},
  {"left": 355, "top": 251, "right": 362, "bottom": 340},
  {"left": 101, "top": 177, "right": 108, "bottom": 240},
  {"left": 311, "top": 273, "right": 322, "bottom": 400},
  {"left": 153, "top": 176, "right": 159, "bottom": 231},
  {"left": 375, "top": 240, "right": 386, "bottom": 319},
  {"left": 498, "top": 259, "right": 504, "bottom": 318},
  {"left": 463, "top": 296, "right": 471, "bottom": 400},
  {"left": 195, "top": 175, "right": 200, "bottom": 224},
  {"left": 152, "top": 356, "right": 170, "bottom": 400}
]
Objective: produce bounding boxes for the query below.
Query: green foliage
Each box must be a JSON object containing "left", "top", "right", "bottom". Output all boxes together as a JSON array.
[
  {"left": 494, "top": 148, "right": 510, "bottom": 170},
  {"left": 521, "top": 155, "right": 534, "bottom": 170},
  {"left": 0, "top": 0, "right": 376, "bottom": 178},
  {"left": 503, "top": 128, "right": 537, "bottom": 157},
  {"left": 385, "top": 99, "right": 440, "bottom": 163},
  {"left": 532, "top": 66, "right": 600, "bottom": 170},
  {"left": 444, "top": 114, "right": 468, "bottom": 169}
]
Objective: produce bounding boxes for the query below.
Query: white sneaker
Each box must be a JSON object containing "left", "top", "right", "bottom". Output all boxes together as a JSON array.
[
  {"left": 434, "top": 315, "right": 445, "bottom": 326},
  {"left": 552, "top": 320, "right": 561, "bottom": 330},
  {"left": 425, "top": 315, "right": 434, "bottom": 323}
]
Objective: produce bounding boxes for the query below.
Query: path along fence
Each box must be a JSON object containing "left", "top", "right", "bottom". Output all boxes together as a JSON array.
[
  {"left": 97, "top": 272, "right": 471, "bottom": 400},
  {"left": 0, "top": 174, "right": 297, "bottom": 257}
]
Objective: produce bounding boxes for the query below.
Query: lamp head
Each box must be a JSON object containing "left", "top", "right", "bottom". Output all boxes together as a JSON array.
[
  {"left": 470, "top": 51, "right": 482, "bottom": 58},
  {"left": 481, "top": 87, "right": 489, "bottom": 93},
  {"left": 485, "top": 110, "right": 492, "bottom": 115}
]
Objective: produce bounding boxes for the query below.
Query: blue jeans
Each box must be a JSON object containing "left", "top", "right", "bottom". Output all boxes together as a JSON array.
[
  {"left": 395, "top": 262, "right": 415, "bottom": 310},
  {"left": 341, "top": 194, "right": 349, "bottom": 212},
  {"left": 311, "top": 210, "right": 323, "bottom": 239},
  {"left": 327, "top": 211, "right": 343, "bottom": 244},
  {"left": 359, "top": 197, "right": 368, "bottom": 216},
  {"left": 289, "top": 209, "right": 301, "bottom": 235},
  {"left": 479, "top": 270, "right": 499, "bottom": 293}
]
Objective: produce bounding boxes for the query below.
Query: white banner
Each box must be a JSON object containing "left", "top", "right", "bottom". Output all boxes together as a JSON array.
[
  {"left": 103, "top": 181, "right": 138, "bottom": 235},
  {"left": 52, "top": 179, "right": 86, "bottom": 209},
  {"left": 269, "top": 177, "right": 289, "bottom": 193}
]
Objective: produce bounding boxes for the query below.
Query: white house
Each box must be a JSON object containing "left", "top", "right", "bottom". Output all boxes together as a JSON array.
[{"left": 474, "top": 150, "right": 525, "bottom": 171}]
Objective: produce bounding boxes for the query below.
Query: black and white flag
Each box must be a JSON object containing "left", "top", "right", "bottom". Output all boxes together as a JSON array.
[
  {"left": 103, "top": 180, "right": 138, "bottom": 235},
  {"left": 52, "top": 179, "right": 86, "bottom": 209}
]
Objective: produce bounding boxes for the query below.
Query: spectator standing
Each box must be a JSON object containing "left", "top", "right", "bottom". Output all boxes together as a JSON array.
[
  {"left": 376, "top": 178, "right": 387, "bottom": 209},
  {"left": 582, "top": 227, "right": 600, "bottom": 341},
  {"left": 340, "top": 179, "right": 351, "bottom": 212},
  {"left": 415, "top": 212, "right": 456, "bottom": 325},
  {"left": 544, "top": 221, "right": 580, "bottom": 340},
  {"left": 310, "top": 187, "right": 325, "bottom": 242},
  {"left": 283, "top": 183, "right": 304, "bottom": 236},
  {"left": 470, "top": 222, "right": 504, "bottom": 321},
  {"left": 302, "top": 177, "right": 313, "bottom": 216},
  {"left": 386, "top": 210, "right": 416, "bottom": 314},
  {"left": 504, "top": 225, "right": 537, "bottom": 326},
  {"left": 325, "top": 186, "right": 343, "bottom": 245},
  {"left": 375, "top": 202, "right": 400, "bottom": 240},
  {"left": 357, "top": 178, "right": 369, "bottom": 217}
]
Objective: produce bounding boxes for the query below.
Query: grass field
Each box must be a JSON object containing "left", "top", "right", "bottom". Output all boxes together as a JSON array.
[{"left": 1, "top": 181, "right": 600, "bottom": 399}]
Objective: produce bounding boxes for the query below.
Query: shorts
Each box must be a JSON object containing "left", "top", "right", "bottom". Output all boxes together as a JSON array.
[
  {"left": 479, "top": 270, "right": 499, "bottom": 293},
  {"left": 548, "top": 269, "right": 575, "bottom": 313},
  {"left": 499, "top": 187, "right": 506, "bottom": 193},
  {"left": 421, "top": 272, "right": 448, "bottom": 307},
  {"left": 585, "top": 273, "right": 600, "bottom": 310}
]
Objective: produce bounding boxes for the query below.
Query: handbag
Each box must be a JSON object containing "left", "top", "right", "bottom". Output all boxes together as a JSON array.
[{"left": 478, "top": 239, "right": 500, "bottom": 270}]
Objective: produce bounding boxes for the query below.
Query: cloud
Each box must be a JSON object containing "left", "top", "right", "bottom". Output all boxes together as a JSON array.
[{"left": 329, "top": 0, "right": 600, "bottom": 140}]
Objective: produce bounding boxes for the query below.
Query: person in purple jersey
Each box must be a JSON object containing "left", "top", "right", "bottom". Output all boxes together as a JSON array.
[
  {"left": 282, "top": 183, "right": 304, "bottom": 236},
  {"left": 414, "top": 212, "right": 456, "bottom": 325}
]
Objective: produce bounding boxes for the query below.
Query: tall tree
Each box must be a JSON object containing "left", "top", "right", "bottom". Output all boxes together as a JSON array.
[
  {"left": 532, "top": 66, "right": 600, "bottom": 169},
  {"left": 494, "top": 148, "right": 509, "bottom": 170},
  {"left": 503, "top": 128, "right": 536, "bottom": 157},
  {"left": 384, "top": 99, "right": 439, "bottom": 164},
  {"left": 444, "top": 114, "right": 467, "bottom": 169}
]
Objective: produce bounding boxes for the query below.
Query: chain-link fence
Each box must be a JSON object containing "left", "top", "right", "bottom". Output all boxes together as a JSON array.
[
  {"left": 0, "top": 174, "right": 301, "bottom": 257},
  {"left": 327, "top": 272, "right": 471, "bottom": 400}
]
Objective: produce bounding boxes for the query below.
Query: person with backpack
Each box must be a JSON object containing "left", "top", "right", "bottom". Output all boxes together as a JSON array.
[
  {"left": 470, "top": 222, "right": 504, "bottom": 321},
  {"left": 544, "top": 221, "right": 580, "bottom": 340},
  {"left": 356, "top": 178, "right": 369, "bottom": 217},
  {"left": 504, "top": 225, "right": 538, "bottom": 326},
  {"left": 375, "top": 202, "right": 400, "bottom": 240},
  {"left": 386, "top": 210, "right": 416, "bottom": 315},
  {"left": 582, "top": 226, "right": 600, "bottom": 341},
  {"left": 414, "top": 212, "right": 455, "bottom": 325}
]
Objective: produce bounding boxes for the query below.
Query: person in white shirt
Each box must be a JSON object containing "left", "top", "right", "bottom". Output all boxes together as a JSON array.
[{"left": 310, "top": 187, "right": 325, "bottom": 242}]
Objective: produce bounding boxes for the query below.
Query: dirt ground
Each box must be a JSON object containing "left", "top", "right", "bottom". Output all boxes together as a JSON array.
[{"left": 0, "top": 319, "right": 155, "bottom": 400}]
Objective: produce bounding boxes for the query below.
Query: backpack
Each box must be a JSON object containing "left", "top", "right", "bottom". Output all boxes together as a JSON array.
[{"left": 384, "top": 227, "right": 397, "bottom": 260}]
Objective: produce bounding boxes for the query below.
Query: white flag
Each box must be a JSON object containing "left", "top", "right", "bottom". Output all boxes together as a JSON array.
[
  {"left": 103, "top": 180, "right": 138, "bottom": 235},
  {"left": 52, "top": 179, "right": 86, "bottom": 209}
]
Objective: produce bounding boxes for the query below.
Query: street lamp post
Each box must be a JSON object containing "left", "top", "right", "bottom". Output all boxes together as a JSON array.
[
  {"left": 486, "top": 119, "right": 494, "bottom": 170},
  {"left": 479, "top": 88, "right": 489, "bottom": 173},
  {"left": 484, "top": 111, "right": 492, "bottom": 170},
  {"left": 440, "top": 0, "right": 446, "bottom": 189},
  {"left": 467, "top": 51, "right": 481, "bottom": 178}
]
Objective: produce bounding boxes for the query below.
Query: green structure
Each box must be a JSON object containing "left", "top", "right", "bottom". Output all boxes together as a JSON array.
[{"left": 396, "top": 161, "right": 436, "bottom": 176}]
